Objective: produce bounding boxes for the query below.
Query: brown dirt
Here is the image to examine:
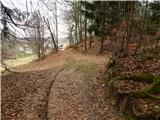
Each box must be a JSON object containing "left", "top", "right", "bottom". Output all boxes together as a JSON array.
[
  {"left": 2, "top": 49, "right": 122, "bottom": 120},
  {"left": 48, "top": 68, "right": 122, "bottom": 120},
  {"left": 12, "top": 49, "right": 110, "bottom": 72}
]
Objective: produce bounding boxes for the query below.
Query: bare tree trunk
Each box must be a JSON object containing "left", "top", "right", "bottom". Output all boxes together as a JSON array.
[
  {"left": 75, "top": 17, "right": 78, "bottom": 44},
  {"left": 100, "top": 1, "right": 105, "bottom": 53},
  {"left": 34, "top": 25, "right": 40, "bottom": 59},
  {"left": 84, "top": 17, "right": 87, "bottom": 50},
  {"left": 120, "top": 1, "right": 127, "bottom": 51},
  {"left": 55, "top": 0, "right": 58, "bottom": 48},
  {"left": 79, "top": 3, "right": 82, "bottom": 42},
  {"left": 74, "top": 2, "right": 78, "bottom": 44},
  {"left": 35, "top": 12, "right": 44, "bottom": 59},
  {"left": 36, "top": 16, "right": 41, "bottom": 59},
  {"left": 125, "top": 1, "right": 134, "bottom": 49},
  {"left": 69, "top": 30, "right": 72, "bottom": 45},
  {"left": 44, "top": 18, "right": 58, "bottom": 52},
  {"left": 134, "top": 1, "right": 148, "bottom": 55},
  {"left": 41, "top": 21, "right": 45, "bottom": 57},
  {"left": 69, "top": 25, "right": 74, "bottom": 45},
  {"left": 77, "top": 2, "right": 80, "bottom": 43},
  {"left": 37, "top": 27, "right": 41, "bottom": 58}
]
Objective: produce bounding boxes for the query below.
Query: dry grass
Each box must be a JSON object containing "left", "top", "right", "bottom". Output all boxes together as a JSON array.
[
  {"left": 0, "top": 55, "right": 37, "bottom": 71},
  {"left": 6, "top": 55, "right": 37, "bottom": 67}
]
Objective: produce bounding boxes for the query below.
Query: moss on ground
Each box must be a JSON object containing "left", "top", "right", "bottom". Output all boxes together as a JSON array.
[
  {"left": 123, "top": 112, "right": 136, "bottom": 120},
  {"left": 105, "top": 47, "right": 160, "bottom": 120},
  {"left": 64, "top": 59, "right": 98, "bottom": 76}
]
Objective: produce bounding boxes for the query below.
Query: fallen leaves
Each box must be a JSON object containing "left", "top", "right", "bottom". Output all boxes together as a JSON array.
[
  {"left": 1, "top": 68, "right": 58, "bottom": 120},
  {"left": 118, "top": 47, "right": 160, "bottom": 76},
  {"left": 115, "top": 80, "right": 149, "bottom": 94},
  {"left": 107, "top": 46, "right": 160, "bottom": 119},
  {"left": 132, "top": 98, "right": 160, "bottom": 118}
]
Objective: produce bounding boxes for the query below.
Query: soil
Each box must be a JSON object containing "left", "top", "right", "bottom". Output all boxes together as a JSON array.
[{"left": 1, "top": 49, "right": 122, "bottom": 120}]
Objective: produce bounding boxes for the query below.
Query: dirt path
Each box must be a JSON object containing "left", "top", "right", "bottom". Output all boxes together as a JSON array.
[
  {"left": 2, "top": 50, "right": 122, "bottom": 120},
  {"left": 48, "top": 68, "right": 122, "bottom": 120}
]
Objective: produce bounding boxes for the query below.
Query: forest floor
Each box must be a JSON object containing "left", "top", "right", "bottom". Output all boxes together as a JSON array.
[
  {"left": 106, "top": 46, "right": 160, "bottom": 119},
  {"left": 1, "top": 49, "right": 123, "bottom": 120}
]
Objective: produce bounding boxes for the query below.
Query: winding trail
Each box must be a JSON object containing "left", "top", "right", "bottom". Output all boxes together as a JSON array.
[
  {"left": 44, "top": 68, "right": 65, "bottom": 120},
  {"left": 2, "top": 49, "right": 122, "bottom": 120}
]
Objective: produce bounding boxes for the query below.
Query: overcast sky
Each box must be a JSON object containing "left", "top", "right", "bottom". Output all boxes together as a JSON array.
[{"left": 1, "top": 0, "right": 70, "bottom": 42}]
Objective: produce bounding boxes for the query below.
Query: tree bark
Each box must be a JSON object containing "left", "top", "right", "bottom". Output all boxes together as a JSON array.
[
  {"left": 84, "top": 17, "right": 87, "bottom": 50},
  {"left": 55, "top": 0, "right": 58, "bottom": 47},
  {"left": 125, "top": 1, "right": 135, "bottom": 49},
  {"left": 100, "top": 1, "right": 105, "bottom": 53},
  {"left": 41, "top": 20, "right": 45, "bottom": 58},
  {"left": 75, "top": 2, "right": 78, "bottom": 44},
  {"left": 134, "top": 1, "right": 148, "bottom": 55},
  {"left": 79, "top": 3, "right": 83, "bottom": 42},
  {"left": 36, "top": 16, "right": 41, "bottom": 59},
  {"left": 44, "top": 18, "right": 58, "bottom": 52}
]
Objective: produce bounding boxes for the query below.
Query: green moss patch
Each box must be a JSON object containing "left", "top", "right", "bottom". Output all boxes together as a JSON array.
[{"left": 64, "top": 59, "right": 98, "bottom": 76}]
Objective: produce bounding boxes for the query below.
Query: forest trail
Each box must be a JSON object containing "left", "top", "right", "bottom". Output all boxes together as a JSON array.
[
  {"left": 2, "top": 49, "right": 122, "bottom": 120},
  {"left": 12, "top": 49, "right": 110, "bottom": 72}
]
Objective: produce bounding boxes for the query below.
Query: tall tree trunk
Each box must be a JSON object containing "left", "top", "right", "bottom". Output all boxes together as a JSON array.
[
  {"left": 125, "top": 1, "right": 135, "bottom": 49},
  {"left": 84, "top": 17, "right": 87, "bottom": 50},
  {"left": 70, "top": 25, "right": 74, "bottom": 45},
  {"left": 79, "top": 3, "right": 82, "bottom": 42},
  {"left": 77, "top": 2, "right": 80, "bottom": 43},
  {"left": 74, "top": 2, "right": 78, "bottom": 44},
  {"left": 55, "top": 0, "right": 58, "bottom": 48},
  {"left": 75, "top": 17, "right": 78, "bottom": 44},
  {"left": 134, "top": 1, "right": 148, "bottom": 55},
  {"left": 44, "top": 18, "right": 58, "bottom": 52},
  {"left": 37, "top": 27, "right": 41, "bottom": 58},
  {"left": 120, "top": 1, "right": 128, "bottom": 51},
  {"left": 69, "top": 30, "right": 72, "bottom": 45},
  {"left": 100, "top": 1, "right": 104, "bottom": 53},
  {"left": 50, "top": 32, "right": 58, "bottom": 52},
  {"left": 37, "top": 35, "right": 40, "bottom": 58},
  {"left": 36, "top": 15, "right": 41, "bottom": 59},
  {"left": 41, "top": 21, "right": 45, "bottom": 57},
  {"left": 34, "top": 25, "right": 40, "bottom": 59}
]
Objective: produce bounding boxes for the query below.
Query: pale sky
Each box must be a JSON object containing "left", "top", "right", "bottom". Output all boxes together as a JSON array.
[{"left": 1, "top": 0, "right": 70, "bottom": 41}]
